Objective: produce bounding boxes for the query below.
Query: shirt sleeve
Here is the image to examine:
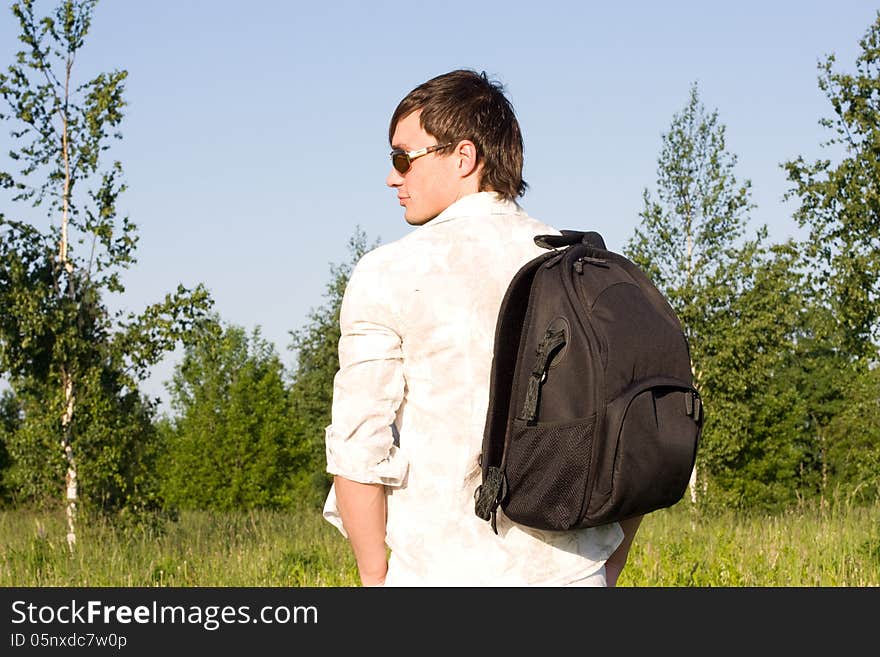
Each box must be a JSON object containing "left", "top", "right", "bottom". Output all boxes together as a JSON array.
[{"left": 323, "top": 250, "right": 409, "bottom": 488}]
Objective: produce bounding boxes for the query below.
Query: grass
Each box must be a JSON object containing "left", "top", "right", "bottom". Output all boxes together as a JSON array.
[
  {"left": 1, "top": 501, "right": 878, "bottom": 587},
  {"left": 0, "top": 506, "right": 360, "bottom": 587},
  {"left": 618, "top": 500, "right": 880, "bottom": 586}
]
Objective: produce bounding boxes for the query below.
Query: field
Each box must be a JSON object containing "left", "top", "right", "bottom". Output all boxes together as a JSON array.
[{"left": 1, "top": 501, "right": 878, "bottom": 587}]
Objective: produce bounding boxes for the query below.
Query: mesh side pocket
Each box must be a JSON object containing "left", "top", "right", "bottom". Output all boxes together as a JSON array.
[{"left": 503, "top": 416, "right": 595, "bottom": 530}]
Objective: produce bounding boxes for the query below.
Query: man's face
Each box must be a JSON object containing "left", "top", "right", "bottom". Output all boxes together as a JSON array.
[{"left": 386, "top": 110, "right": 461, "bottom": 226}]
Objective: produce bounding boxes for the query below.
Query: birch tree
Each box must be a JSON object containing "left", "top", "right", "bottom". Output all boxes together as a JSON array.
[
  {"left": 626, "top": 85, "right": 815, "bottom": 511},
  {"left": 0, "top": 0, "right": 212, "bottom": 546},
  {"left": 626, "top": 83, "right": 755, "bottom": 505}
]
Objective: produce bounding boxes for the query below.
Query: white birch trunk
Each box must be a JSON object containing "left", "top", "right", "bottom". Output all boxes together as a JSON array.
[
  {"left": 686, "top": 229, "right": 699, "bottom": 505},
  {"left": 58, "top": 57, "right": 77, "bottom": 551},
  {"left": 61, "top": 371, "right": 77, "bottom": 551}
]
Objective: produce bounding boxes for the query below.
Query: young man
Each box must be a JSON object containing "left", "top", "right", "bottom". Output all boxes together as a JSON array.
[{"left": 322, "top": 69, "right": 642, "bottom": 586}]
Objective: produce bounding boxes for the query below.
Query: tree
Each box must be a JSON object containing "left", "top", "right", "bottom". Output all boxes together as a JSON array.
[
  {"left": 783, "top": 12, "right": 880, "bottom": 501},
  {"left": 627, "top": 83, "right": 753, "bottom": 506},
  {"left": 159, "top": 321, "right": 301, "bottom": 511},
  {"left": 824, "top": 365, "right": 880, "bottom": 503},
  {"left": 694, "top": 240, "right": 816, "bottom": 510},
  {"left": 0, "top": 388, "right": 19, "bottom": 504},
  {"left": 287, "top": 226, "right": 378, "bottom": 506},
  {"left": 627, "top": 83, "right": 754, "bottom": 347},
  {"left": 626, "top": 84, "right": 812, "bottom": 510},
  {"left": 0, "top": 0, "right": 212, "bottom": 546},
  {"left": 783, "top": 11, "right": 880, "bottom": 361}
]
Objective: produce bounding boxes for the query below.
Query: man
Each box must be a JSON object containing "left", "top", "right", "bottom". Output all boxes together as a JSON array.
[{"left": 322, "top": 69, "right": 642, "bottom": 586}]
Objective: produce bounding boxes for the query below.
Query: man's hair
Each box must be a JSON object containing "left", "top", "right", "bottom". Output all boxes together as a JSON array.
[{"left": 389, "top": 69, "right": 528, "bottom": 199}]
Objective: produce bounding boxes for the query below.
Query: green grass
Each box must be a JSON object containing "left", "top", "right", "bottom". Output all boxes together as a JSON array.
[
  {"left": 1, "top": 501, "right": 878, "bottom": 586},
  {"left": 0, "top": 507, "right": 360, "bottom": 587},
  {"left": 618, "top": 500, "right": 880, "bottom": 586}
]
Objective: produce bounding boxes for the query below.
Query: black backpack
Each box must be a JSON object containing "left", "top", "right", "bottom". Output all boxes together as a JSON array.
[{"left": 474, "top": 230, "right": 703, "bottom": 533}]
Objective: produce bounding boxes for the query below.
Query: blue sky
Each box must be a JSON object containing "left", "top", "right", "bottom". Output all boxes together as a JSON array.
[{"left": 1, "top": 1, "right": 877, "bottom": 413}]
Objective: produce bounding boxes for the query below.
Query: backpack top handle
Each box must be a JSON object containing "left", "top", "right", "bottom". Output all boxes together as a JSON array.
[{"left": 534, "top": 230, "right": 607, "bottom": 251}]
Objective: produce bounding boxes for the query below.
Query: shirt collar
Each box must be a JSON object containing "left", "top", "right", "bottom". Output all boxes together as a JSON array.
[{"left": 425, "top": 192, "right": 524, "bottom": 227}]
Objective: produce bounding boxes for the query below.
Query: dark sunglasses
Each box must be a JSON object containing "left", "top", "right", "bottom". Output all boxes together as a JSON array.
[{"left": 390, "top": 142, "right": 453, "bottom": 174}]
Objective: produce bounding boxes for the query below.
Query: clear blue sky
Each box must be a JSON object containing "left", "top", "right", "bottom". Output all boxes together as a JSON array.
[{"left": 1, "top": 1, "right": 876, "bottom": 413}]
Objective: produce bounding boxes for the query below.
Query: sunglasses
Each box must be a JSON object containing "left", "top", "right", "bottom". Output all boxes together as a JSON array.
[{"left": 390, "top": 142, "right": 453, "bottom": 174}]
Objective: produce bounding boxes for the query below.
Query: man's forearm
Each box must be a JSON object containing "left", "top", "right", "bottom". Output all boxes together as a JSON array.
[
  {"left": 333, "top": 476, "right": 388, "bottom": 586},
  {"left": 605, "top": 514, "right": 643, "bottom": 587}
]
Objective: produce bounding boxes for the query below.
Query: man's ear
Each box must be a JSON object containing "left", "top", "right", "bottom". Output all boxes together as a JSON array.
[{"left": 454, "top": 140, "right": 479, "bottom": 178}]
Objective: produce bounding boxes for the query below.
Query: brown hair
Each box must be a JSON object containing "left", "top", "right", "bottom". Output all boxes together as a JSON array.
[{"left": 389, "top": 69, "right": 528, "bottom": 199}]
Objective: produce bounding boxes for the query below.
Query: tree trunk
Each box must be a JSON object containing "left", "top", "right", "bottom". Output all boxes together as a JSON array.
[
  {"left": 59, "top": 58, "right": 77, "bottom": 551},
  {"left": 686, "top": 223, "right": 699, "bottom": 505},
  {"left": 61, "top": 370, "right": 77, "bottom": 551}
]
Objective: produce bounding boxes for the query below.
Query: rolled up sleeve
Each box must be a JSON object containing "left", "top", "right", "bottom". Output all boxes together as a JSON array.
[{"left": 323, "top": 251, "right": 409, "bottom": 487}]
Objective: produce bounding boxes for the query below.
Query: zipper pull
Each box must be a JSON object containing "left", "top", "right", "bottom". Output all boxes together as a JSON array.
[
  {"left": 574, "top": 255, "right": 609, "bottom": 274},
  {"left": 543, "top": 252, "right": 566, "bottom": 269},
  {"left": 581, "top": 255, "right": 609, "bottom": 268}
]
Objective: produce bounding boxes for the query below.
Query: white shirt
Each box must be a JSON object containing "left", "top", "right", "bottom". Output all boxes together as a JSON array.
[{"left": 323, "top": 192, "right": 623, "bottom": 586}]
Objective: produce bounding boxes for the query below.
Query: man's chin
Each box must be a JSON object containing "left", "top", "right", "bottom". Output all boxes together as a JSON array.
[{"left": 404, "top": 211, "right": 433, "bottom": 226}]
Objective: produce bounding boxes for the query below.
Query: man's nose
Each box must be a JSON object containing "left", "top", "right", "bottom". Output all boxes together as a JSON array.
[{"left": 386, "top": 166, "right": 404, "bottom": 188}]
